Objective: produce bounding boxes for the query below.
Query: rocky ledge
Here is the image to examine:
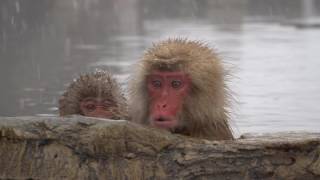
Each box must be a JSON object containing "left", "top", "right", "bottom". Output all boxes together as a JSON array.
[{"left": 0, "top": 116, "right": 319, "bottom": 180}]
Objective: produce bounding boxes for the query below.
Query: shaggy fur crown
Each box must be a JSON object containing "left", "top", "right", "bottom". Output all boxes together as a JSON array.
[
  {"left": 129, "top": 38, "right": 233, "bottom": 140},
  {"left": 59, "top": 70, "right": 127, "bottom": 118},
  {"left": 138, "top": 38, "right": 225, "bottom": 94}
]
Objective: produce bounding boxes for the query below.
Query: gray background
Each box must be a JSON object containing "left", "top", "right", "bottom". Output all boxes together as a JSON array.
[{"left": 1, "top": 0, "right": 320, "bottom": 136}]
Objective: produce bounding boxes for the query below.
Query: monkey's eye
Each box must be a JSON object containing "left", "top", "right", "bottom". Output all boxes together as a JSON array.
[
  {"left": 171, "top": 80, "right": 182, "bottom": 89},
  {"left": 85, "top": 103, "right": 96, "bottom": 112},
  {"left": 102, "top": 100, "right": 114, "bottom": 108},
  {"left": 152, "top": 80, "right": 162, "bottom": 88}
]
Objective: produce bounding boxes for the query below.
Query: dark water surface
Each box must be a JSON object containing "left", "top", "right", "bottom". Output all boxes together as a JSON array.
[{"left": 1, "top": 0, "right": 320, "bottom": 136}]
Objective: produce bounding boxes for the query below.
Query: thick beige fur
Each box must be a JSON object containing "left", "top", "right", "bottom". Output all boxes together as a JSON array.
[
  {"left": 59, "top": 70, "right": 128, "bottom": 120},
  {"left": 129, "top": 38, "right": 233, "bottom": 140}
]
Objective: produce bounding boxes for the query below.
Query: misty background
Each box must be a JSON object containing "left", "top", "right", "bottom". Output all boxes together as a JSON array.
[{"left": 1, "top": 0, "right": 320, "bottom": 136}]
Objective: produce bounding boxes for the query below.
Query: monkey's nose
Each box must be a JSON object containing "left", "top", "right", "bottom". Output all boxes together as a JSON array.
[{"left": 157, "top": 103, "right": 167, "bottom": 110}]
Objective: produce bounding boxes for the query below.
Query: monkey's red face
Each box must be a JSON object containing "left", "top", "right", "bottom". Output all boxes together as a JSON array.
[
  {"left": 80, "top": 97, "right": 116, "bottom": 118},
  {"left": 147, "top": 70, "right": 190, "bottom": 130}
]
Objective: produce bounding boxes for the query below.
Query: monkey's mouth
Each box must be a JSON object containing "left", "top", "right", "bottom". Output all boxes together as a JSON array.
[{"left": 151, "top": 115, "right": 177, "bottom": 129}]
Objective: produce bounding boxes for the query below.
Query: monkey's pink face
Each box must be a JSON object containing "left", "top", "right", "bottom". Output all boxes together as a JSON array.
[
  {"left": 147, "top": 70, "right": 190, "bottom": 130},
  {"left": 80, "top": 97, "right": 116, "bottom": 119}
]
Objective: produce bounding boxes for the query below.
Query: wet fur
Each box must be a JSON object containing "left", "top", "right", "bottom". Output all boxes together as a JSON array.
[
  {"left": 59, "top": 70, "right": 128, "bottom": 120},
  {"left": 129, "top": 38, "right": 233, "bottom": 140}
]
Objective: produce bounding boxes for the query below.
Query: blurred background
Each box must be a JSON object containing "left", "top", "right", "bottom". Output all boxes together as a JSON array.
[{"left": 0, "top": 0, "right": 319, "bottom": 136}]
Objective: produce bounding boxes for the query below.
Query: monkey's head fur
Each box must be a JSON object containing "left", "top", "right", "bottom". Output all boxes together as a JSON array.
[
  {"left": 129, "top": 38, "right": 233, "bottom": 140},
  {"left": 59, "top": 70, "right": 128, "bottom": 120}
]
